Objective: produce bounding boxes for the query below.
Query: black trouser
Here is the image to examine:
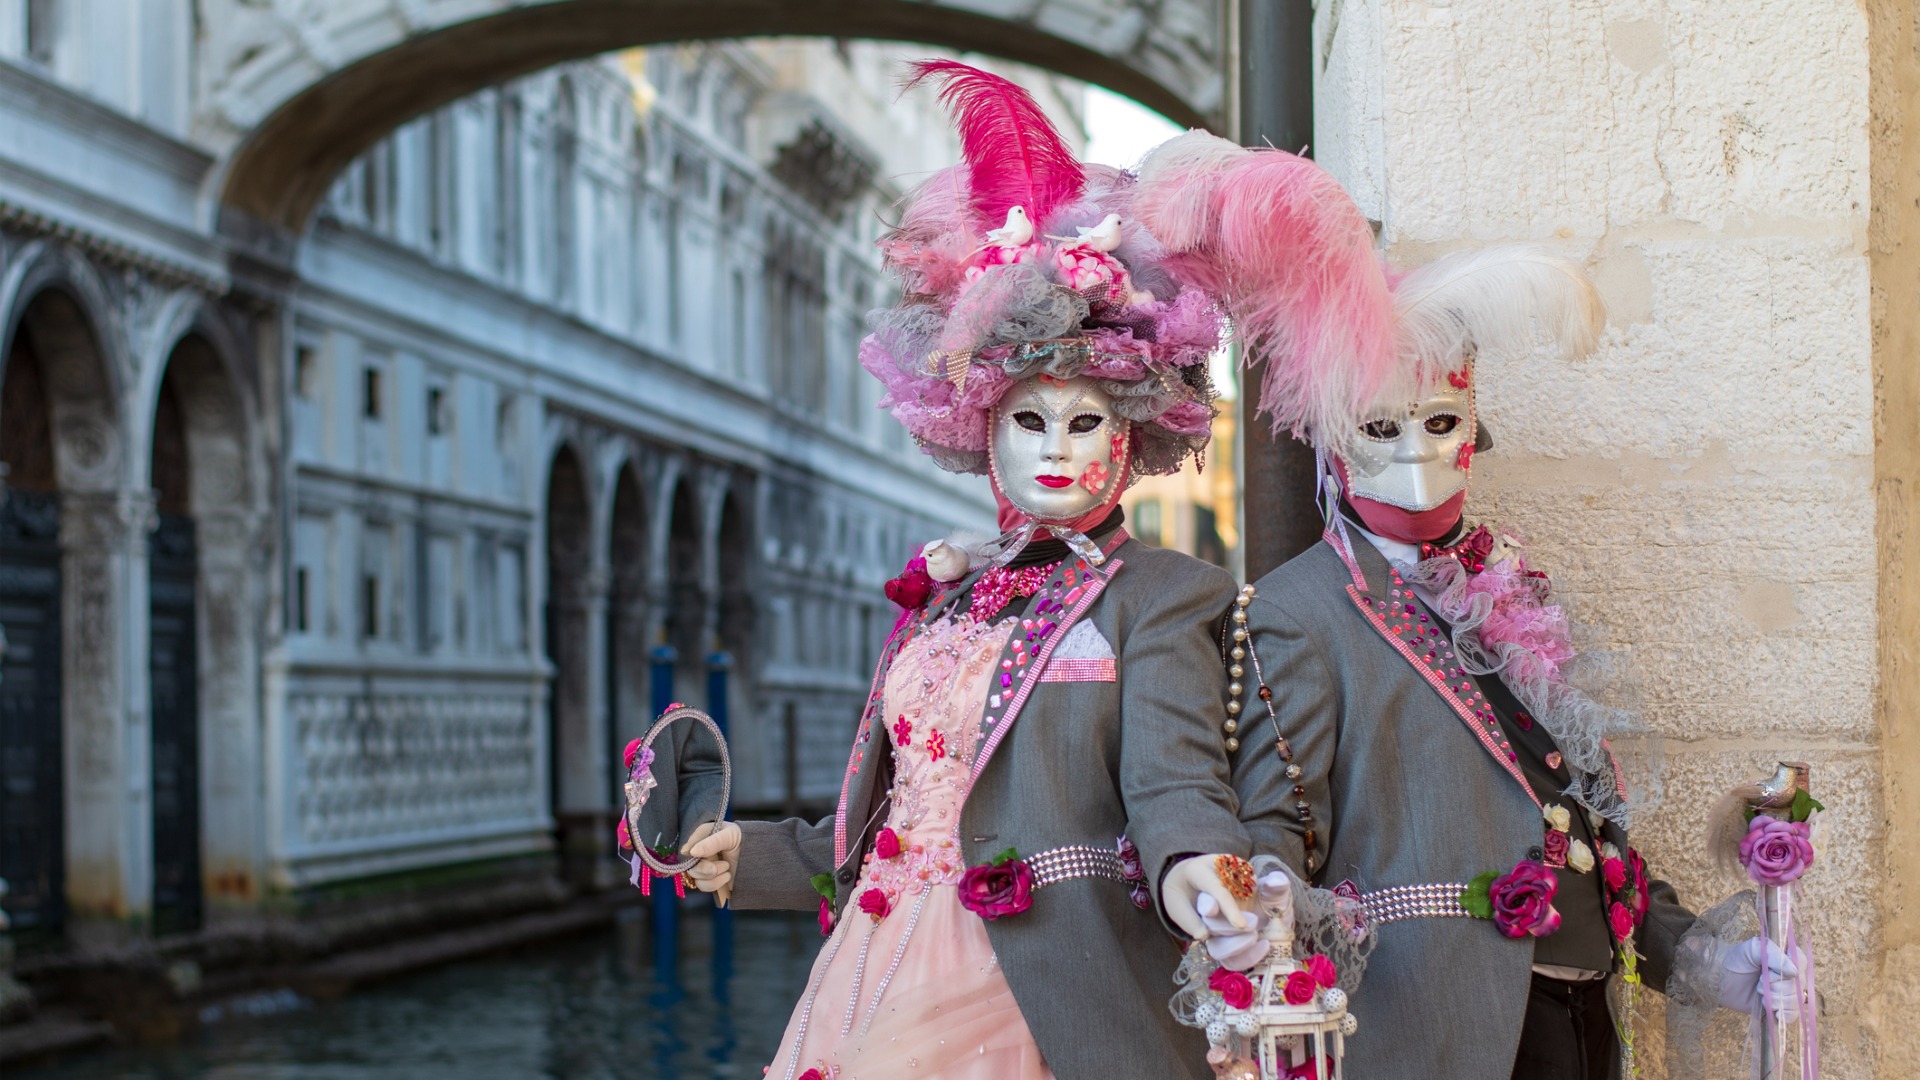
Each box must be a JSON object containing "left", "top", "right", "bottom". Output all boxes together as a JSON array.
[{"left": 1509, "top": 972, "right": 1619, "bottom": 1080}]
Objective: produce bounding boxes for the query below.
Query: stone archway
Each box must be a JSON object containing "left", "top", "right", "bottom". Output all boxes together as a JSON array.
[
  {"left": 206, "top": 0, "right": 1228, "bottom": 233},
  {"left": 145, "top": 330, "right": 255, "bottom": 933},
  {"left": 0, "top": 281, "right": 128, "bottom": 940}
]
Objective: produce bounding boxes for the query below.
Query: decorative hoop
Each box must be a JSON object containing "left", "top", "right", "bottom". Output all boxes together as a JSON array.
[{"left": 623, "top": 704, "right": 733, "bottom": 877}]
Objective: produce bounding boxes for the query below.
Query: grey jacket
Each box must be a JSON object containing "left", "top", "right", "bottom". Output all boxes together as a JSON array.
[
  {"left": 731, "top": 537, "right": 1246, "bottom": 1080},
  {"left": 1235, "top": 536, "right": 1695, "bottom": 1078}
]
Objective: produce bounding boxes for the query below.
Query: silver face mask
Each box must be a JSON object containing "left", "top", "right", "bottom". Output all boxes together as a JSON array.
[
  {"left": 1343, "top": 375, "right": 1476, "bottom": 512},
  {"left": 989, "top": 374, "right": 1128, "bottom": 524}
]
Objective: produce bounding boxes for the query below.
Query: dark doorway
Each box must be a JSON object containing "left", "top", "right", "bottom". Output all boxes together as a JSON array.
[
  {"left": 0, "top": 337, "right": 65, "bottom": 946},
  {"left": 148, "top": 374, "right": 202, "bottom": 934},
  {"left": 543, "top": 447, "right": 594, "bottom": 883},
  {"left": 606, "top": 465, "right": 647, "bottom": 809}
]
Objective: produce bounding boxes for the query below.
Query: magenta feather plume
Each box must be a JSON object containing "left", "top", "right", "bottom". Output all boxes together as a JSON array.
[
  {"left": 1135, "top": 132, "right": 1395, "bottom": 445},
  {"left": 902, "top": 60, "right": 1085, "bottom": 231}
]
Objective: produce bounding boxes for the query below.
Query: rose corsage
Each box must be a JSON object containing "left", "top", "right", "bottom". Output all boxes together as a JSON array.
[
  {"left": 957, "top": 847, "right": 1034, "bottom": 920},
  {"left": 1459, "top": 858, "right": 1561, "bottom": 939}
]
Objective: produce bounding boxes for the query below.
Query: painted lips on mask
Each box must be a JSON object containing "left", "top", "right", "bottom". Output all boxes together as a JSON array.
[{"left": 990, "top": 375, "right": 1127, "bottom": 524}]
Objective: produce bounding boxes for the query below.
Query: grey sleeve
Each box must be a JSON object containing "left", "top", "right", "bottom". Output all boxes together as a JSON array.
[
  {"left": 1232, "top": 597, "right": 1340, "bottom": 883},
  {"left": 729, "top": 815, "right": 839, "bottom": 912},
  {"left": 1121, "top": 565, "right": 1255, "bottom": 925},
  {"left": 1635, "top": 874, "right": 1699, "bottom": 995},
  {"left": 675, "top": 718, "right": 728, "bottom": 831}
]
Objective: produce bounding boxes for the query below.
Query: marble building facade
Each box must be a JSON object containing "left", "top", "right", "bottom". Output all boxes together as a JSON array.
[{"left": 0, "top": 11, "right": 1098, "bottom": 942}]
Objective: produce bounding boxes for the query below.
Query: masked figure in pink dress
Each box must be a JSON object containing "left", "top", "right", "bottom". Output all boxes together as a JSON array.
[{"left": 679, "top": 64, "right": 1258, "bottom": 1080}]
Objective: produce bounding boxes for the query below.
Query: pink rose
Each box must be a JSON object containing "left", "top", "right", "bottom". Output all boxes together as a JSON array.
[
  {"left": 1288, "top": 1060, "right": 1335, "bottom": 1080},
  {"left": 616, "top": 817, "right": 633, "bottom": 852},
  {"left": 1608, "top": 901, "right": 1634, "bottom": 942},
  {"left": 1115, "top": 837, "right": 1144, "bottom": 881},
  {"left": 623, "top": 737, "right": 644, "bottom": 770},
  {"left": 1079, "top": 460, "right": 1110, "bottom": 494},
  {"left": 957, "top": 858, "right": 1034, "bottom": 920},
  {"left": 817, "top": 896, "right": 834, "bottom": 937},
  {"left": 1739, "top": 816, "right": 1815, "bottom": 887},
  {"left": 1489, "top": 860, "right": 1562, "bottom": 939},
  {"left": 884, "top": 556, "right": 935, "bottom": 611},
  {"left": 857, "top": 887, "right": 891, "bottom": 922},
  {"left": 1602, "top": 857, "right": 1628, "bottom": 892},
  {"left": 1542, "top": 829, "right": 1570, "bottom": 869},
  {"left": 1304, "top": 953, "right": 1338, "bottom": 988},
  {"left": 799, "top": 1070, "right": 822, "bottom": 1080},
  {"left": 1282, "top": 970, "right": 1318, "bottom": 1005},
  {"left": 1209, "top": 967, "right": 1255, "bottom": 1008},
  {"left": 875, "top": 828, "right": 902, "bottom": 861}
]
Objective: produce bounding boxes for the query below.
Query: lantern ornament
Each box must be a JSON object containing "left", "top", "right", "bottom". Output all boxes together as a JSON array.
[{"left": 1172, "top": 865, "right": 1354, "bottom": 1080}]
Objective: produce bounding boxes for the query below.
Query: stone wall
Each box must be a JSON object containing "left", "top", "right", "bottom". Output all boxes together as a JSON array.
[{"left": 1317, "top": 2, "right": 1894, "bottom": 1075}]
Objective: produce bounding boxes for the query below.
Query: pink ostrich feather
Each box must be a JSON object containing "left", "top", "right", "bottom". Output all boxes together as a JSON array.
[
  {"left": 902, "top": 60, "right": 1085, "bottom": 231},
  {"left": 1136, "top": 132, "right": 1396, "bottom": 446}
]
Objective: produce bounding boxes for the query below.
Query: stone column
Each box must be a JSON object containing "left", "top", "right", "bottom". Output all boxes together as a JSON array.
[
  {"left": 59, "top": 490, "right": 153, "bottom": 941},
  {"left": 550, "top": 562, "right": 610, "bottom": 888},
  {"left": 193, "top": 508, "right": 265, "bottom": 914}
]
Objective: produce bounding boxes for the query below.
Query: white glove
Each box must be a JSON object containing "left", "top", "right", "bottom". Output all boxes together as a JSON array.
[
  {"left": 1161, "top": 855, "right": 1250, "bottom": 941},
  {"left": 1716, "top": 936, "right": 1801, "bottom": 1021},
  {"left": 681, "top": 821, "right": 741, "bottom": 908}
]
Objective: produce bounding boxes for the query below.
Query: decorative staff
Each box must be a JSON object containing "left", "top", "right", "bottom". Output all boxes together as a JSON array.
[{"left": 1713, "top": 761, "right": 1820, "bottom": 1079}]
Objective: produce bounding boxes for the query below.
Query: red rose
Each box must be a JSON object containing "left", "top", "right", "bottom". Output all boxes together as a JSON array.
[
  {"left": 798, "top": 1070, "right": 823, "bottom": 1080},
  {"left": 817, "top": 897, "right": 835, "bottom": 936},
  {"left": 1608, "top": 901, "right": 1634, "bottom": 942},
  {"left": 622, "top": 737, "right": 644, "bottom": 770},
  {"left": 1602, "top": 857, "right": 1627, "bottom": 892},
  {"left": 857, "top": 887, "right": 891, "bottom": 922},
  {"left": 957, "top": 859, "right": 1034, "bottom": 920},
  {"left": 1304, "top": 953, "right": 1338, "bottom": 988},
  {"left": 1628, "top": 849, "right": 1651, "bottom": 925},
  {"left": 616, "top": 817, "right": 633, "bottom": 852},
  {"left": 1115, "top": 836, "right": 1144, "bottom": 881},
  {"left": 1208, "top": 967, "right": 1255, "bottom": 1009},
  {"left": 1489, "top": 859, "right": 1561, "bottom": 939},
  {"left": 884, "top": 556, "right": 935, "bottom": 611},
  {"left": 1282, "top": 970, "right": 1318, "bottom": 1005},
  {"left": 1542, "top": 829, "right": 1570, "bottom": 869},
  {"left": 1288, "top": 1059, "right": 1336, "bottom": 1080},
  {"left": 875, "top": 828, "right": 902, "bottom": 861}
]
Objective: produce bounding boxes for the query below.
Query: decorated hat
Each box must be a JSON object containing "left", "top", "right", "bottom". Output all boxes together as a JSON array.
[
  {"left": 1132, "top": 131, "right": 1604, "bottom": 459},
  {"left": 860, "top": 62, "right": 1228, "bottom": 477}
]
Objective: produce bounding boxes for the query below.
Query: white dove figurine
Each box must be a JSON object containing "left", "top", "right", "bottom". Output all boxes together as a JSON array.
[
  {"left": 985, "top": 205, "right": 1034, "bottom": 248},
  {"left": 1075, "top": 212, "right": 1124, "bottom": 252}
]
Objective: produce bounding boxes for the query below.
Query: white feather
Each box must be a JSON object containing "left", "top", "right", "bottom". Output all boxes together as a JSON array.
[
  {"left": 1390, "top": 246, "right": 1606, "bottom": 388},
  {"left": 1133, "top": 130, "right": 1249, "bottom": 252}
]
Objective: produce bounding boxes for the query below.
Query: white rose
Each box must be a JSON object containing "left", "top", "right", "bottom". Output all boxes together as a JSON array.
[
  {"left": 1567, "top": 839, "right": 1595, "bottom": 874},
  {"left": 1600, "top": 842, "right": 1622, "bottom": 862},
  {"left": 1544, "top": 805, "right": 1572, "bottom": 833}
]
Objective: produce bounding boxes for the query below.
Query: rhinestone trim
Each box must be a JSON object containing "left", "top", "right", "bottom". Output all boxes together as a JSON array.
[
  {"left": 1358, "top": 882, "right": 1474, "bottom": 925},
  {"left": 1027, "top": 844, "right": 1130, "bottom": 888}
]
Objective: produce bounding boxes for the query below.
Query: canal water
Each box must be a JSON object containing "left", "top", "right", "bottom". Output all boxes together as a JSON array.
[{"left": 17, "top": 908, "right": 820, "bottom": 1080}]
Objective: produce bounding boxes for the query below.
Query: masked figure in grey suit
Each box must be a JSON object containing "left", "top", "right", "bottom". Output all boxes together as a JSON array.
[
  {"left": 1136, "top": 134, "right": 1802, "bottom": 1080},
  {"left": 680, "top": 64, "right": 1257, "bottom": 1080}
]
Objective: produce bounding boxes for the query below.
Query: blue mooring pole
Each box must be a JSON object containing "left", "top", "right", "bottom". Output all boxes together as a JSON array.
[
  {"left": 706, "top": 650, "right": 735, "bottom": 994},
  {"left": 648, "top": 643, "right": 680, "bottom": 979}
]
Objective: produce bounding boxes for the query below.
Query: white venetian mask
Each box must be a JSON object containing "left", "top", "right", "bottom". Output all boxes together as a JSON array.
[
  {"left": 1342, "top": 374, "right": 1476, "bottom": 512},
  {"left": 989, "top": 374, "right": 1128, "bottom": 524}
]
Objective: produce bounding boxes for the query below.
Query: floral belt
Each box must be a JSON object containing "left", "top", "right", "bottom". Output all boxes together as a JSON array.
[{"left": 958, "top": 838, "right": 1153, "bottom": 919}]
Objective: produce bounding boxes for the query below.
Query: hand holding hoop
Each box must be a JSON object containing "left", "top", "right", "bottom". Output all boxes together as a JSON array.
[{"left": 621, "top": 704, "right": 733, "bottom": 879}]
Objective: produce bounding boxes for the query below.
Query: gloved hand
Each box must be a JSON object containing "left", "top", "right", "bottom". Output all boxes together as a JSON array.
[
  {"left": 681, "top": 822, "right": 741, "bottom": 908},
  {"left": 1161, "top": 855, "right": 1251, "bottom": 941},
  {"left": 1716, "top": 935, "right": 1801, "bottom": 1020}
]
